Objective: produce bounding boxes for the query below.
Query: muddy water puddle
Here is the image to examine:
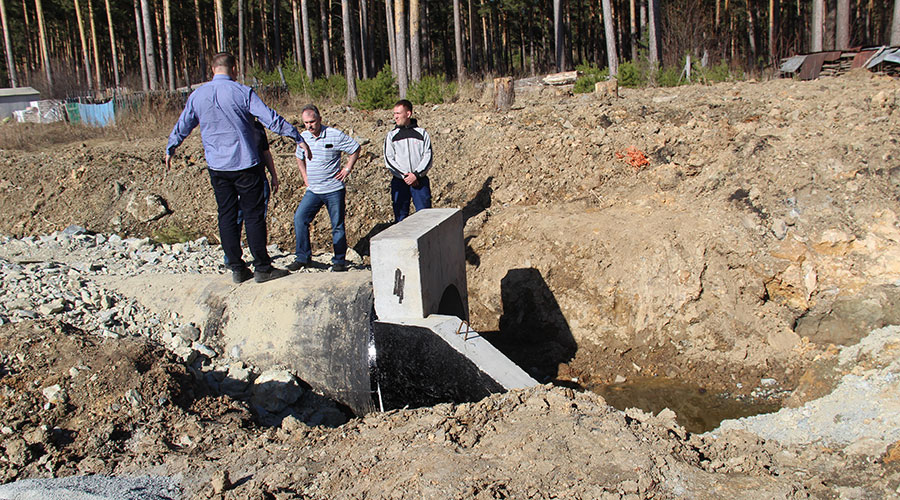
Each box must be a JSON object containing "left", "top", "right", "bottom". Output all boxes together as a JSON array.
[{"left": 584, "top": 376, "right": 782, "bottom": 434}]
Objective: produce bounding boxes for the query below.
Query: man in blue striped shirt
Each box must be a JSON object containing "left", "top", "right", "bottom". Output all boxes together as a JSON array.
[
  {"left": 165, "top": 52, "right": 311, "bottom": 284},
  {"left": 288, "top": 104, "right": 360, "bottom": 272}
]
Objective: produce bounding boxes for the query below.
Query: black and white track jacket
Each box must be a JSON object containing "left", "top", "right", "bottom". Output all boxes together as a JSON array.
[{"left": 384, "top": 118, "right": 433, "bottom": 180}]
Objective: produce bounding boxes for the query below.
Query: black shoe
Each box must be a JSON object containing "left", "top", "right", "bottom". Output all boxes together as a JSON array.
[
  {"left": 330, "top": 262, "right": 349, "bottom": 272},
  {"left": 286, "top": 260, "right": 310, "bottom": 271},
  {"left": 254, "top": 267, "right": 290, "bottom": 283},
  {"left": 232, "top": 267, "right": 253, "bottom": 283}
]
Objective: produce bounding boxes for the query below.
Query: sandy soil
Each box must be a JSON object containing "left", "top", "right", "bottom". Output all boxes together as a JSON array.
[{"left": 1, "top": 70, "right": 900, "bottom": 497}]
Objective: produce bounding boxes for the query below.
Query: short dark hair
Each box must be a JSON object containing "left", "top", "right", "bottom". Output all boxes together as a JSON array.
[
  {"left": 301, "top": 104, "right": 321, "bottom": 120},
  {"left": 211, "top": 52, "right": 236, "bottom": 69},
  {"left": 394, "top": 99, "right": 413, "bottom": 112}
]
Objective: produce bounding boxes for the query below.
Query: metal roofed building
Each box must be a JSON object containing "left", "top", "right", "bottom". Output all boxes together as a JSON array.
[{"left": 0, "top": 87, "right": 40, "bottom": 120}]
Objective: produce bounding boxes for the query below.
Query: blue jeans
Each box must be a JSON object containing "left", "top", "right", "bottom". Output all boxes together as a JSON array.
[
  {"left": 293, "top": 188, "right": 346, "bottom": 265},
  {"left": 391, "top": 176, "right": 432, "bottom": 222}
]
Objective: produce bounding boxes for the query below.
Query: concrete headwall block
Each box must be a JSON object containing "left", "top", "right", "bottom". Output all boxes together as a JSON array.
[{"left": 370, "top": 208, "right": 469, "bottom": 321}]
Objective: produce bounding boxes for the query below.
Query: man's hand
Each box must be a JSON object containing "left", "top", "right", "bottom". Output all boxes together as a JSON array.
[
  {"left": 299, "top": 141, "right": 312, "bottom": 160},
  {"left": 335, "top": 167, "right": 351, "bottom": 182},
  {"left": 270, "top": 175, "right": 280, "bottom": 195},
  {"left": 403, "top": 172, "right": 419, "bottom": 187},
  {"left": 165, "top": 151, "right": 174, "bottom": 168}
]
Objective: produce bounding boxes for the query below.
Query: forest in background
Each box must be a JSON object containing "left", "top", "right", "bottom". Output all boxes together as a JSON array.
[{"left": 0, "top": 0, "right": 899, "bottom": 100}]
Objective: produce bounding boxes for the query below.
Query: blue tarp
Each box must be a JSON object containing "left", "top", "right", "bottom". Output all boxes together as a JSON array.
[{"left": 76, "top": 100, "right": 116, "bottom": 127}]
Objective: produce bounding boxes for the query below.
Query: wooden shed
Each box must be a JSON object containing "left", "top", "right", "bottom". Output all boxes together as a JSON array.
[{"left": 0, "top": 87, "right": 40, "bottom": 120}]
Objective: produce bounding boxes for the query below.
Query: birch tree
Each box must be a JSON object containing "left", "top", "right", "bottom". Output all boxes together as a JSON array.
[
  {"left": 811, "top": 0, "right": 823, "bottom": 51},
  {"left": 215, "top": 0, "right": 224, "bottom": 52},
  {"left": 341, "top": 0, "right": 356, "bottom": 99},
  {"left": 0, "top": 0, "right": 17, "bottom": 86},
  {"left": 358, "top": 0, "right": 368, "bottom": 78},
  {"left": 553, "top": 0, "right": 563, "bottom": 71}
]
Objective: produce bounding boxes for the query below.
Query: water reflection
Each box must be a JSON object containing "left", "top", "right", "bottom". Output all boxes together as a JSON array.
[{"left": 586, "top": 376, "right": 781, "bottom": 434}]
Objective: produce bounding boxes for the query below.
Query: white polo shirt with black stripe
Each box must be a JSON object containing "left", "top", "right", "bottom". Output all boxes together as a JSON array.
[{"left": 295, "top": 125, "right": 360, "bottom": 194}]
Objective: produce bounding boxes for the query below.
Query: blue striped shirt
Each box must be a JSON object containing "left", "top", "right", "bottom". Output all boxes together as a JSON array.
[
  {"left": 166, "top": 74, "right": 303, "bottom": 171},
  {"left": 296, "top": 126, "right": 360, "bottom": 194}
]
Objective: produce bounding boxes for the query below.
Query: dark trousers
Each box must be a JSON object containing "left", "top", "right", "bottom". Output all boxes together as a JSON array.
[
  {"left": 208, "top": 165, "right": 273, "bottom": 272},
  {"left": 391, "top": 175, "right": 432, "bottom": 222}
]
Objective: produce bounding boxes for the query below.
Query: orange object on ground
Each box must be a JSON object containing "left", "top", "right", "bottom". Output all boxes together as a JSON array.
[{"left": 616, "top": 146, "right": 650, "bottom": 172}]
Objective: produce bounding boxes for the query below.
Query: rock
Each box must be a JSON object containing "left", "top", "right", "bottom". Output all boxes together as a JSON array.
[
  {"left": 221, "top": 363, "right": 253, "bottom": 395},
  {"left": 771, "top": 218, "right": 788, "bottom": 240},
  {"left": 177, "top": 324, "right": 201, "bottom": 342},
  {"left": 251, "top": 370, "right": 303, "bottom": 413},
  {"left": 193, "top": 342, "right": 217, "bottom": 358},
  {"left": 126, "top": 192, "right": 170, "bottom": 223},
  {"left": 125, "top": 389, "right": 143, "bottom": 408},
  {"left": 211, "top": 470, "right": 232, "bottom": 494},
  {"left": 39, "top": 298, "right": 66, "bottom": 315},
  {"left": 3, "top": 437, "right": 31, "bottom": 466},
  {"left": 172, "top": 346, "right": 198, "bottom": 364},
  {"left": 62, "top": 225, "right": 88, "bottom": 236},
  {"left": 41, "top": 384, "right": 66, "bottom": 404}
]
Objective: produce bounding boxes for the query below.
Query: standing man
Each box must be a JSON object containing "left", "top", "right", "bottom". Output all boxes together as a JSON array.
[
  {"left": 384, "top": 99, "right": 433, "bottom": 222},
  {"left": 165, "top": 52, "right": 311, "bottom": 284},
  {"left": 288, "top": 104, "right": 360, "bottom": 273}
]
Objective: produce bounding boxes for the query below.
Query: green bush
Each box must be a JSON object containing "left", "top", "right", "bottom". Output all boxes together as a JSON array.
[
  {"left": 407, "top": 75, "right": 457, "bottom": 105},
  {"left": 309, "top": 74, "right": 348, "bottom": 100},
  {"left": 617, "top": 61, "right": 645, "bottom": 88},
  {"left": 356, "top": 65, "right": 398, "bottom": 110},
  {"left": 656, "top": 66, "right": 683, "bottom": 87},
  {"left": 574, "top": 63, "right": 609, "bottom": 93}
]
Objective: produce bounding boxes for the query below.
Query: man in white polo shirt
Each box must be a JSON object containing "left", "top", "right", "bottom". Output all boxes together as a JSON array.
[{"left": 289, "top": 104, "right": 360, "bottom": 272}]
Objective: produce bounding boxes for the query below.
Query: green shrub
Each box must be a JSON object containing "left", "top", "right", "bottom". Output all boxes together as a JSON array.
[
  {"left": 617, "top": 61, "right": 645, "bottom": 88},
  {"left": 696, "top": 59, "right": 732, "bottom": 83},
  {"left": 356, "top": 65, "right": 398, "bottom": 110},
  {"left": 407, "top": 75, "right": 457, "bottom": 105},
  {"left": 309, "top": 74, "right": 348, "bottom": 100},
  {"left": 574, "top": 63, "right": 609, "bottom": 93},
  {"left": 656, "top": 66, "right": 683, "bottom": 87},
  {"left": 152, "top": 225, "right": 199, "bottom": 244}
]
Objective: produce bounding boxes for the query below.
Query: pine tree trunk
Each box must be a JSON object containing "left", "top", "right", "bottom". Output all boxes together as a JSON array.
[
  {"left": 238, "top": 0, "right": 244, "bottom": 78},
  {"left": 154, "top": 3, "right": 167, "bottom": 89},
  {"left": 409, "top": 0, "right": 420, "bottom": 81},
  {"left": 647, "top": 0, "right": 658, "bottom": 65},
  {"left": 20, "top": 0, "right": 34, "bottom": 73},
  {"left": 73, "top": 0, "right": 93, "bottom": 90},
  {"left": 0, "top": 0, "right": 17, "bottom": 86},
  {"left": 892, "top": 0, "right": 900, "bottom": 46},
  {"left": 768, "top": 0, "right": 777, "bottom": 64},
  {"left": 215, "top": 0, "right": 224, "bottom": 51},
  {"left": 103, "top": 0, "right": 119, "bottom": 87},
  {"left": 811, "top": 0, "right": 824, "bottom": 51},
  {"left": 164, "top": 0, "right": 174, "bottom": 90},
  {"left": 747, "top": 2, "right": 757, "bottom": 59},
  {"left": 193, "top": 0, "right": 205, "bottom": 78},
  {"left": 358, "top": 0, "right": 368, "bottom": 78},
  {"left": 140, "top": 0, "right": 157, "bottom": 90},
  {"left": 260, "top": 0, "right": 270, "bottom": 69},
  {"left": 601, "top": 0, "right": 618, "bottom": 76},
  {"left": 836, "top": 0, "right": 850, "bottom": 49},
  {"left": 273, "top": 0, "right": 281, "bottom": 65},
  {"left": 341, "top": 0, "right": 356, "bottom": 99},
  {"left": 385, "top": 0, "right": 396, "bottom": 75},
  {"left": 394, "top": 0, "right": 407, "bottom": 95},
  {"left": 553, "top": 0, "right": 563, "bottom": 71},
  {"left": 320, "top": 0, "right": 331, "bottom": 76},
  {"left": 453, "top": 0, "right": 464, "bottom": 80},
  {"left": 629, "top": 0, "right": 636, "bottom": 61},
  {"left": 301, "top": 0, "right": 312, "bottom": 79},
  {"left": 34, "top": 0, "right": 52, "bottom": 88},
  {"left": 87, "top": 0, "right": 101, "bottom": 88},
  {"left": 467, "top": 0, "right": 475, "bottom": 73},
  {"left": 134, "top": 0, "right": 148, "bottom": 90},
  {"left": 291, "top": 0, "right": 301, "bottom": 66}
]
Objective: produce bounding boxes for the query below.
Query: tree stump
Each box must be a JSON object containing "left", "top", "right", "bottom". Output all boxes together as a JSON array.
[
  {"left": 594, "top": 77, "right": 618, "bottom": 98},
  {"left": 493, "top": 77, "right": 514, "bottom": 112}
]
